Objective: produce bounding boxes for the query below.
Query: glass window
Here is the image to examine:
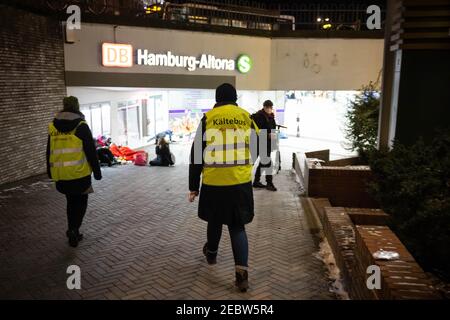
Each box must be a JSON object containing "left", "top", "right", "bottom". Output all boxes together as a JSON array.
[
  {"left": 126, "top": 105, "right": 140, "bottom": 147},
  {"left": 91, "top": 106, "right": 102, "bottom": 138},
  {"left": 81, "top": 107, "right": 91, "bottom": 129},
  {"left": 101, "top": 103, "right": 111, "bottom": 136},
  {"left": 117, "top": 108, "right": 127, "bottom": 145},
  {"left": 79, "top": 102, "right": 111, "bottom": 138},
  {"left": 117, "top": 100, "right": 141, "bottom": 147}
]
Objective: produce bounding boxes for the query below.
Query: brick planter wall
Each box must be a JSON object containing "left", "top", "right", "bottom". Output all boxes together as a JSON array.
[
  {"left": 354, "top": 225, "right": 442, "bottom": 299},
  {"left": 310, "top": 197, "right": 331, "bottom": 224},
  {"left": 293, "top": 149, "right": 379, "bottom": 208},
  {"left": 307, "top": 164, "right": 379, "bottom": 208},
  {"left": 307, "top": 198, "right": 438, "bottom": 299},
  {"left": 345, "top": 208, "right": 390, "bottom": 226},
  {"left": 310, "top": 202, "right": 358, "bottom": 298},
  {"left": 305, "top": 149, "right": 330, "bottom": 162},
  {"left": 0, "top": 5, "right": 66, "bottom": 185},
  {"left": 327, "top": 157, "right": 362, "bottom": 166}
]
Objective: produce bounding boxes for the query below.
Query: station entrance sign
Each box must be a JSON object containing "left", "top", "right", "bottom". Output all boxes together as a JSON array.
[{"left": 101, "top": 43, "right": 251, "bottom": 74}]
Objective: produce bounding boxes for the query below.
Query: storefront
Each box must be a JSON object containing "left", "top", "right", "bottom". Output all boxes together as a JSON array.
[
  {"left": 68, "top": 86, "right": 286, "bottom": 148},
  {"left": 65, "top": 23, "right": 383, "bottom": 149}
]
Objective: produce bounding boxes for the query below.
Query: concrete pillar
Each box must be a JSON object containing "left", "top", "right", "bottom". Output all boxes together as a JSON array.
[
  {"left": 378, "top": 0, "right": 450, "bottom": 147},
  {"left": 377, "top": 0, "right": 397, "bottom": 151}
]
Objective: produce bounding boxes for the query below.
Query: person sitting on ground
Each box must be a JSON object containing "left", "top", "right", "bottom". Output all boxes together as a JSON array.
[
  {"left": 95, "top": 135, "right": 116, "bottom": 167},
  {"left": 149, "top": 138, "right": 174, "bottom": 166}
]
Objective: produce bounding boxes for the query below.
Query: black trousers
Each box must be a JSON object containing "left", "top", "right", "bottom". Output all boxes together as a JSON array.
[
  {"left": 97, "top": 148, "right": 114, "bottom": 165},
  {"left": 65, "top": 194, "right": 88, "bottom": 231},
  {"left": 254, "top": 158, "right": 273, "bottom": 184},
  {"left": 149, "top": 159, "right": 169, "bottom": 166}
]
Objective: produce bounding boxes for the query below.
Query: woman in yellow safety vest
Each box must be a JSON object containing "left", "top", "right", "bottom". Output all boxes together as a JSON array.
[
  {"left": 46, "top": 96, "right": 102, "bottom": 248},
  {"left": 188, "top": 83, "right": 259, "bottom": 292}
]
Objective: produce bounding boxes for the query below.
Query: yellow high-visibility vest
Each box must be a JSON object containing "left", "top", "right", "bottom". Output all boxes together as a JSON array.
[
  {"left": 203, "top": 104, "right": 258, "bottom": 186},
  {"left": 48, "top": 121, "right": 92, "bottom": 181}
]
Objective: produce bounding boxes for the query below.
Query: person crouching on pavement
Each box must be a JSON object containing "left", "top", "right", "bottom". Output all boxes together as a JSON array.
[
  {"left": 149, "top": 137, "right": 174, "bottom": 166},
  {"left": 188, "top": 83, "right": 259, "bottom": 292},
  {"left": 46, "top": 96, "right": 102, "bottom": 247}
]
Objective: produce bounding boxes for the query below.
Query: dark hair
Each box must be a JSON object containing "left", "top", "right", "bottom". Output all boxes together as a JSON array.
[
  {"left": 263, "top": 100, "right": 273, "bottom": 107},
  {"left": 159, "top": 137, "right": 168, "bottom": 147},
  {"left": 63, "top": 96, "right": 80, "bottom": 112}
]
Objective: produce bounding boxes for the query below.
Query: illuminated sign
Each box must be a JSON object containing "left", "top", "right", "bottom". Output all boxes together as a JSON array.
[
  {"left": 137, "top": 50, "right": 235, "bottom": 71},
  {"left": 102, "top": 43, "right": 133, "bottom": 67},
  {"left": 101, "top": 43, "right": 251, "bottom": 73},
  {"left": 236, "top": 54, "right": 252, "bottom": 74}
]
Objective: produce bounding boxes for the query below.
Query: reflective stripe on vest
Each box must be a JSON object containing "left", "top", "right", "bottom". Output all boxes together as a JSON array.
[
  {"left": 50, "top": 147, "right": 83, "bottom": 155},
  {"left": 49, "top": 159, "right": 87, "bottom": 167},
  {"left": 202, "top": 105, "right": 255, "bottom": 186},
  {"left": 48, "top": 121, "right": 92, "bottom": 181}
]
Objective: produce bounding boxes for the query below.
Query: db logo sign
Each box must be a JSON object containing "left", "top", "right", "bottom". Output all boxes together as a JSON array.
[{"left": 102, "top": 43, "right": 133, "bottom": 67}]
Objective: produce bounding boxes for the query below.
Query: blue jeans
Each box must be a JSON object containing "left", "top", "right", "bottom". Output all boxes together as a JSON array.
[{"left": 207, "top": 223, "right": 248, "bottom": 267}]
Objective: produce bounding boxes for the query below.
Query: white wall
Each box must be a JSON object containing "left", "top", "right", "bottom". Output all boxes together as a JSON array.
[
  {"left": 64, "top": 23, "right": 383, "bottom": 91},
  {"left": 271, "top": 38, "right": 383, "bottom": 90},
  {"left": 237, "top": 90, "right": 285, "bottom": 115}
]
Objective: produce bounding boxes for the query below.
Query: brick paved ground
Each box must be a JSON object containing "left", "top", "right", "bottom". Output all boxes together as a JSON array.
[{"left": 0, "top": 147, "right": 335, "bottom": 300}]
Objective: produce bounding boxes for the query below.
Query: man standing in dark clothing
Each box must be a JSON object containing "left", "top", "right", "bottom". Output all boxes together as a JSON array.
[
  {"left": 251, "top": 100, "right": 278, "bottom": 191},
  {"left": 188, "top": 83, "right": 259, "bottom": 292},
  {"left": 46, "top": 96, "right": 102, "bottom": 247}
]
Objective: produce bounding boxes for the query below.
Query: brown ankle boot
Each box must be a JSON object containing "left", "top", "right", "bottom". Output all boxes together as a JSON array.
[{"left": 235, "top": 267, "right": 249, "bottom": 292}]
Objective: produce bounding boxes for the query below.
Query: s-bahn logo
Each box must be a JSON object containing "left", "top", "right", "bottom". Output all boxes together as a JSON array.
[
  {"left": 101, "top": 42, "right": 251, "bottom": 73},
  {"left": 236, "top": 54, "right": 252, "bottom": 74}
]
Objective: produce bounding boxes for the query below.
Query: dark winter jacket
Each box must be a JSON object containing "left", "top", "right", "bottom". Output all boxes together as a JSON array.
[
  {"left": 189, "top": 102, "right": 258, "bottom": 226},
  {"left": 46, "top": 111, "right": 101, "bottom": 195},
  {"left": 251, "top": 109, "right": 277, "bottom": 155},
  {"left": 155, "top": 145, "right": 173, "bottom": 166}
]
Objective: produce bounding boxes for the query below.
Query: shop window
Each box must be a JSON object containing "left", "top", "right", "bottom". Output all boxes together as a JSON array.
[
  {"left": 80, "top": 102, "right": 111, "bottom": 138},
  {"left": 143, "top": 95, "right": 164, "bottom": 139},
  {"left": 117, "top": 100, "right": 141, "bottom": 147}
]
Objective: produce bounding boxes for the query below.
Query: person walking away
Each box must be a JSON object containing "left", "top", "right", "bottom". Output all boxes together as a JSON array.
[
  {"left": 149, "top": 138, "right": 174, "bottom": 166},
  {"left": 46, "top": 96, "right": 102, "bottom": 247},
  {"left": 188, "top": 83, "right": 259, "bottom": 292},
  {"left": 251, "top": 100, "right": 278, "bottom": 191}
]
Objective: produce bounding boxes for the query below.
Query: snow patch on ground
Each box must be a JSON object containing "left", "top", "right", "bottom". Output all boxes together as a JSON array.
[
  {"left": 313, "top": 238, "right": 350, "bottom": 300},
  {"left": 291, "top": 169, "right": 306, "bottom": 195}
]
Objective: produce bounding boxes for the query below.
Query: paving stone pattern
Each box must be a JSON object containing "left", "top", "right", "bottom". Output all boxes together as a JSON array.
[{"left": 0, "top": 164, "right": 335, "bottom": 300}]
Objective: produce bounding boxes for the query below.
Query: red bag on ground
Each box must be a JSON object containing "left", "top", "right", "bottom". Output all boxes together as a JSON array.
[
  {"left": 109, "top": 144, "right": 122, "bottom": 157},
  {"left": 118, "top": 147, "right": 135, "bottom": 160},
  {"left": 134, "top": 152, "right": 148, "bottom": 166}
]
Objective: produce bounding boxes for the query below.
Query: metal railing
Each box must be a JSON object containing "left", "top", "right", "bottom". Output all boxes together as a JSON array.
[
  {"left": 5, "top": 0, "right": 385, "bottom": 33},
  {"left": 165, "top": 1, "right": 385, "bottom": 31}
]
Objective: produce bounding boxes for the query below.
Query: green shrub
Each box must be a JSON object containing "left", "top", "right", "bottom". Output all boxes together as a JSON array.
[
  {"left": 368, "top": 130, "right": 450, "bottom": 279},
  {"left": 345, "top": 82, "right": 380, "bottom": 161}
]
